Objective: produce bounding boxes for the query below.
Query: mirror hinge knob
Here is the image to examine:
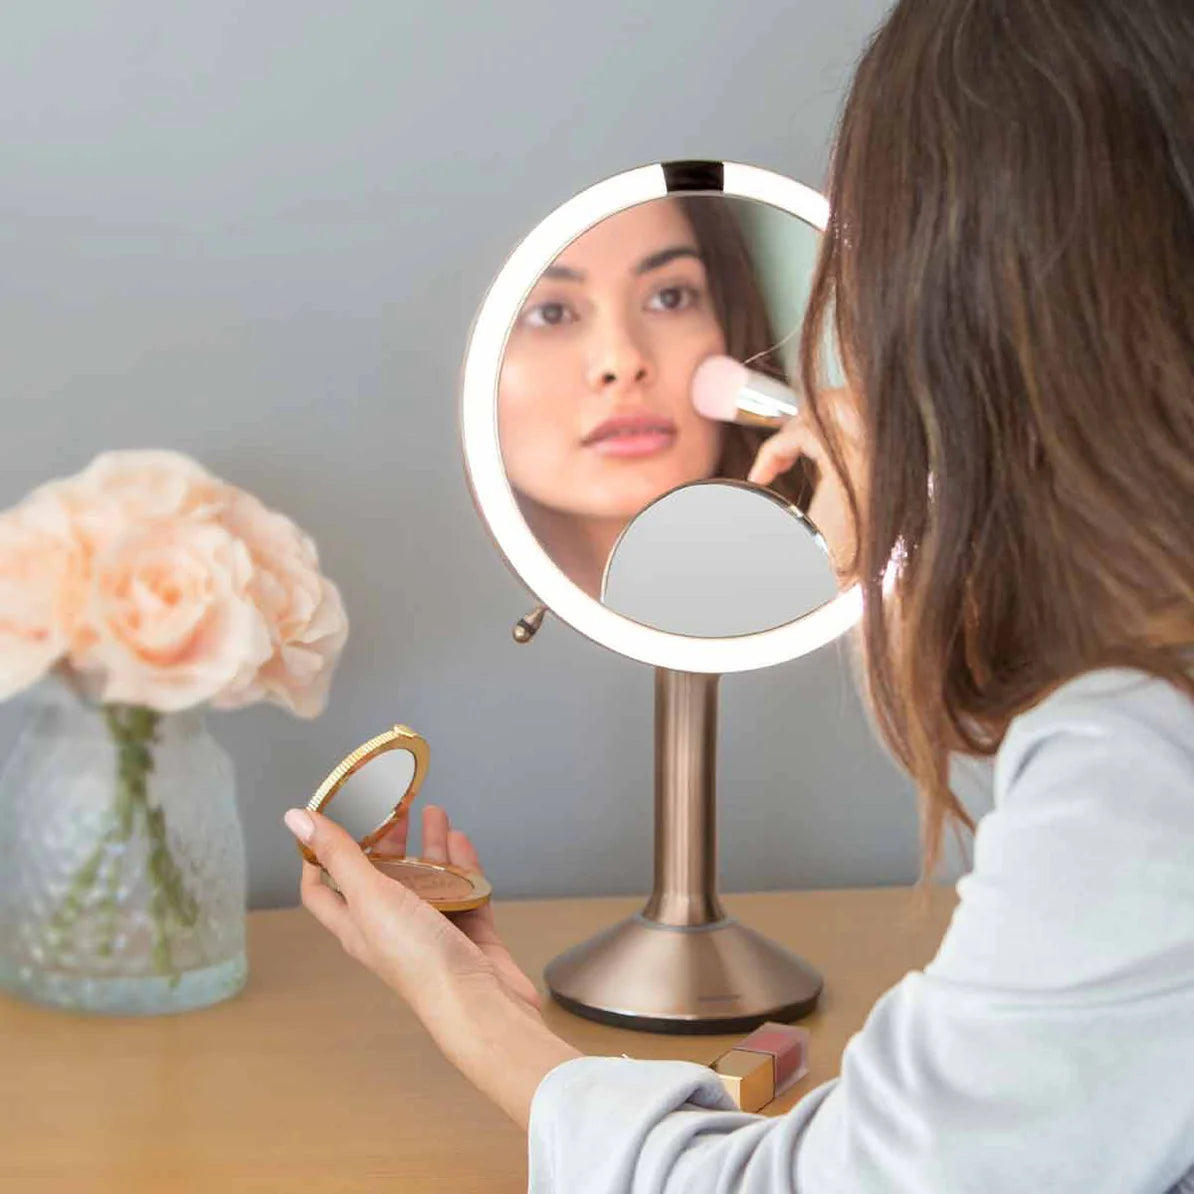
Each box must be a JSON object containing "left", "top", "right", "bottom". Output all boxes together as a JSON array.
[{"left": 513, "top": 605, "right": 547, "bottom": 644}]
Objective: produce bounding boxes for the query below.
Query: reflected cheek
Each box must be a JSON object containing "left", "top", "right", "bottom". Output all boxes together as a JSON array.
[
  {"left": 694, "top": 417, "right": 724, "bottom": 473},
  {"left": 674, "top": 414, "right": 723, "bottom": 482},
  {"left": 497, "top": 362, "right": 575, "bottom": 495}
]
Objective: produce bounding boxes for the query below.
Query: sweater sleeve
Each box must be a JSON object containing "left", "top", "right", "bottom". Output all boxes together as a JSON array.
[{"left": 527, "top": 670, "right": 1194, "bottom": 1193}]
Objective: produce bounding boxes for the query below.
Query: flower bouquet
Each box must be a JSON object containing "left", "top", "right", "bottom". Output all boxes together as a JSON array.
[{"left": 0, "top": 450, "right": 347, "bottom": 1013}]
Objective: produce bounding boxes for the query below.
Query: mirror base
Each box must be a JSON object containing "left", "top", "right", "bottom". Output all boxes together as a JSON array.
[{"left": 543, "top": 911, "right": 822, "bottom": 1035}]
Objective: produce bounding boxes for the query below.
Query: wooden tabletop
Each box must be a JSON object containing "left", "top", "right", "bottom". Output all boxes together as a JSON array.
[{"left": 0, "top": 885, "right": 956, "bottom": 1192}]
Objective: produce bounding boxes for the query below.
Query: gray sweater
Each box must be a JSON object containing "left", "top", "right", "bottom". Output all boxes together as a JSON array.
[{"left": 528, "top": 669, "right": 1194, "bottom": 1192}]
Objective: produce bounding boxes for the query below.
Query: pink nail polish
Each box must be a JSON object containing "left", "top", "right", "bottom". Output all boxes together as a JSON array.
[{"left": 284, "top": 808, "right": 315, "bottom": 843}]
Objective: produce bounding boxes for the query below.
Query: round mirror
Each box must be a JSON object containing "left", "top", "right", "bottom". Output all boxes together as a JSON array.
[
  {"left": 325, "top": 747, "right": 416, "bottom": 844},
  {"left": 602, "top": 480, "right": 837, "bottom": 637},
  {"left": 461, "top": 162, "right": 861, "bottom": 674},
  {"left": 297, "top": 726, "right": 427, "bottom": 867},
  {"left": 497, "top": 193, "right": 820, "bottom": 602}
]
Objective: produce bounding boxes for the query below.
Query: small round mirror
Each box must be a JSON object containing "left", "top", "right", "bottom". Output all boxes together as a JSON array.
[
  {"left": 297, "top": 727, "right": 427, "bottom": 866},
  {"left": 602, "top": 480, "right": 837, "bottom": 637},
  {"left": 327, "top": 748, "right": 416, "bottom": 844}
]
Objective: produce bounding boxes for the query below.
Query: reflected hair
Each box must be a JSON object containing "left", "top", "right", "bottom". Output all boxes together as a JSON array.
[
  {"left": 676, "top": 195, "right": 817, "bottom": 509},
  {"left": 798, "top": 0, "right": 1194, "bottom": 884}
]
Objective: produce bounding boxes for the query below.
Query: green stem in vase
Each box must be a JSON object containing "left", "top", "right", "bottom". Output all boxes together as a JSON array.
[
  {"left": 45, "top": 833, "right": 110, "bottom": 948},
  {"left": 95, "top": 778, "right": 136, "bottom": 960},
  {"left": 104, "top": 705, "right": 204, "bottom": 987},
  {"left": 44, "top": 703, "right": 206, "bottom": 985}
]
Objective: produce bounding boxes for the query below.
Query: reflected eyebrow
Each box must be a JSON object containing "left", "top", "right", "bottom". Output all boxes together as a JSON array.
[
  {"left": 539, "top": 245, "right": 703, "bottom": 284},
  {"left": 542, "top": 263, "right": 585, "bottom": 281},
  {"left": 635, "top": 245, "right": 702, "bottom": 274}
]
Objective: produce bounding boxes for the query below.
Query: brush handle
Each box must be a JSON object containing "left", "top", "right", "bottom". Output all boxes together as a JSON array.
[{"left": 735, "top": 370, "right": 801, "bottom": 429}]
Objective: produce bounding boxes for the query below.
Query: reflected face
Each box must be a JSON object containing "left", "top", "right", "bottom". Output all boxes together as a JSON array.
[{"left": 498, "top": 199, "right": 725, "bottom": 524}]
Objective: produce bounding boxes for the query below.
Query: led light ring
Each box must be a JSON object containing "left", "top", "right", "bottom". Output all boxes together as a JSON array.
[{"left": 460, "top": 160, "right": 860, "bottom": 674}]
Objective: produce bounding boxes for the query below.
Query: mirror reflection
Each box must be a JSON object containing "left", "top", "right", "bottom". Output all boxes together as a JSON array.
[
  {"left": 601, "top": 480, "right": 838, "bottom": 637},
  {"left": 498, "top": 194, "right": 823, "bottom": 601},
  {"left": 322, "top": 748, "right": 416, "bottom": 846}
]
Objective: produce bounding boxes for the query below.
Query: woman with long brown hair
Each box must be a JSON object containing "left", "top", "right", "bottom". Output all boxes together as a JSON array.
[{"left": 285, "top": 1, "right": 1194, "bottom": 1189}]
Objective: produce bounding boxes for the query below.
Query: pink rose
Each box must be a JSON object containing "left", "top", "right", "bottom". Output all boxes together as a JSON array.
[
  {"left": 74, "top": 519, "right": 273, "bottom": 713},
  {"left": 211, "top": 489, "right": 348, "bottom": 719},
  {"left": 36, "top": 449, "right": 227, "bottom": 560},
  {"left": 0, "top": 493, "right": 90, "bottom": 700}
]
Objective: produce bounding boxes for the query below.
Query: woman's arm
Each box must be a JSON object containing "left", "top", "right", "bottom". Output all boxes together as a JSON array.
[{"left": 434, "top": 973, "right": 582, "bottom": 1130}]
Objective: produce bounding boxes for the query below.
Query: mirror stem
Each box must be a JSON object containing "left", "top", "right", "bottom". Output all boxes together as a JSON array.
[{"left": 642, "top": 669, "right": 726, "bottom": 927}]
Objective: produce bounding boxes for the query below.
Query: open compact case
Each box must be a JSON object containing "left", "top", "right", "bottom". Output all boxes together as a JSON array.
[{"left": 296, "top": 726, "right": 491, "bottom": 914}]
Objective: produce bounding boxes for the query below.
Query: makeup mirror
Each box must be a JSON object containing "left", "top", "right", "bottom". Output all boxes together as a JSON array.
[
  {"left": 497, "top": 191, "right": 821, "bottom": 601},
  {"left": 601, "top": 480, "right": 837, "bottom": 637},
  {"left": 461, "top": 162, "right": 862, "bottom": 1033}
]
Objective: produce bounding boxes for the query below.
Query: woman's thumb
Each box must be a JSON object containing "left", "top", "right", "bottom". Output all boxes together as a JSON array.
[{"left": 288, "top": 809, "right": 375, "bottom": 899}]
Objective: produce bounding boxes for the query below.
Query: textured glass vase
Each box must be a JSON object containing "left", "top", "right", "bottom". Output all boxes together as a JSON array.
[{"left": 0, "top": 678, "right": 248, "bottom": 1014}]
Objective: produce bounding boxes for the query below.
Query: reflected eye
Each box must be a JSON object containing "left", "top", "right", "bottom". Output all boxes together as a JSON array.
[
  {"left": 647, "top": 284, "right": 701, "bottom": 312},
  {"left": 522, "top": 300, "right": 577, "bottom": 328}
]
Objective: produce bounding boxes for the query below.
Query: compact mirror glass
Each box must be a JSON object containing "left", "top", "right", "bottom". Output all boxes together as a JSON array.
[
  {"left": 497, "top": 193, "right": 826, "bottom": 605},
  {"left": 601, "top": 480, "right": 837, "bottom": 637},
  {"left": 322, "top": 747, "right": 416, "bottom": 846}
]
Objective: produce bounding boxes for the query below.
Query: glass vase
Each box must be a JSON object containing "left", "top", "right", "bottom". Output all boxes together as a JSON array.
[{"left": 0, "top": 677, "right": 248, "bottom": 1014}]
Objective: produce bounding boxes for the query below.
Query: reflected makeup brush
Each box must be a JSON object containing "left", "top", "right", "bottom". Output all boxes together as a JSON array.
[{"left": 691, "top": 355, "right": 800, "bottom": 430}]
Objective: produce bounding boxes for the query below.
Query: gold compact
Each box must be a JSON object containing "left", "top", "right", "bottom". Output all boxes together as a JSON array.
[{"left": 298, "top": 725, "right": 491, "bottom": 914}]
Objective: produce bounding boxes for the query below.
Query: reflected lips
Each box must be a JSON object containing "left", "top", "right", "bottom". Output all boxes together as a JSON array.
[{"left": 583, "top": 414, "right": 677, "bottom": 458}]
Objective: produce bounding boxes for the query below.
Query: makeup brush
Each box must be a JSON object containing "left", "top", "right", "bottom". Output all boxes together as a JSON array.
[{"left": 691, "top": 355, "right": 800, "bottom": 430}]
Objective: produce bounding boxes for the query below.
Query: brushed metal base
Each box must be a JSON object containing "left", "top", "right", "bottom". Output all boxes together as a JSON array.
[{"left": 544, "top": 911, "right": 823, "bottom": 1035}]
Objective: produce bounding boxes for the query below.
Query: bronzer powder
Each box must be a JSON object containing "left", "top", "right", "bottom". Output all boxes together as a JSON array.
[{"left": 372, "top": 859, "right": 478, "bottom": 904}]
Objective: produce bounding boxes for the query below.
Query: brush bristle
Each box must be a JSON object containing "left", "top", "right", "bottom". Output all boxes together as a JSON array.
[{"left": 691, "top": 355, "right": 748, "bottom": 421}]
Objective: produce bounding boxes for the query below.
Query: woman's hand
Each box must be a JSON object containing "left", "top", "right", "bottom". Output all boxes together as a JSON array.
[
  {"left": 283, "top": 803, "right": 581, "bottom": 1128},
  {"left": 747, "top": 386, "right": 864, "bottom": 580}
]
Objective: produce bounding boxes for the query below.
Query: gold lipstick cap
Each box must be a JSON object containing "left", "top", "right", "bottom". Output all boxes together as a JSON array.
[{"left": 710, "top": 1049, "right": 775, "bottom": 1114}]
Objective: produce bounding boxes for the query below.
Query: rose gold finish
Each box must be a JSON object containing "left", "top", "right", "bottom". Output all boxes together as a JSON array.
[
  {"left": 544, "top": 669, "right": 824, "bottom": 1033},
  {"left": 643, "top": 670, "right": 724, "bottom": 926}
]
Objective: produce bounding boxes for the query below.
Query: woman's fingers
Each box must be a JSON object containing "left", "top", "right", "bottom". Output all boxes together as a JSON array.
[
  {"left": 748, "top": 440, "right": 804, "bottom": 488},
  {"left": 299, "top": 861, "right": 368, "bottom": 959},
  {"left": 748, "top": 415, "right": 823, "bottom": 487},
  {"left": 447, "top": 827, "right": 481, "bottom": 871},
  {"left": 746, "top": 389, "right": 865, "bottom": 578},
  {"left": 286, "top": 809, "right": 378, "bottom": 905},
  {"left": 370, "top": 808, "right": 410, "bottom": 856},
  {"left": 422, "top": 805, "right": 451, "bottom": 862},
  {"left": 434, "top": 820, "right": 540, "bottom": 1009}
]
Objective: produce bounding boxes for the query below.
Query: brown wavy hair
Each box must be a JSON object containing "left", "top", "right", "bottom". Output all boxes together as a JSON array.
[{"left": 798, "top": 0, "right": 1194, "bottom": 885}]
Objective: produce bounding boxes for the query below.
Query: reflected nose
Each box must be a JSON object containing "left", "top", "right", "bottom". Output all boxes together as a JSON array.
[{"left": 586, "top": 318, "right": 652, "bottom": 393}]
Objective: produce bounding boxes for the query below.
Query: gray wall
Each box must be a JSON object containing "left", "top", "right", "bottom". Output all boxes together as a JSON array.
[{"left": 1, "top": 1, "right": 991, "bottom": 910}]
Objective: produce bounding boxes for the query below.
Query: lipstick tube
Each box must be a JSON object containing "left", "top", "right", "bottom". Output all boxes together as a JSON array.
[{"left": 709, "top": 1021, "right": 810, "bottom": 1113}]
